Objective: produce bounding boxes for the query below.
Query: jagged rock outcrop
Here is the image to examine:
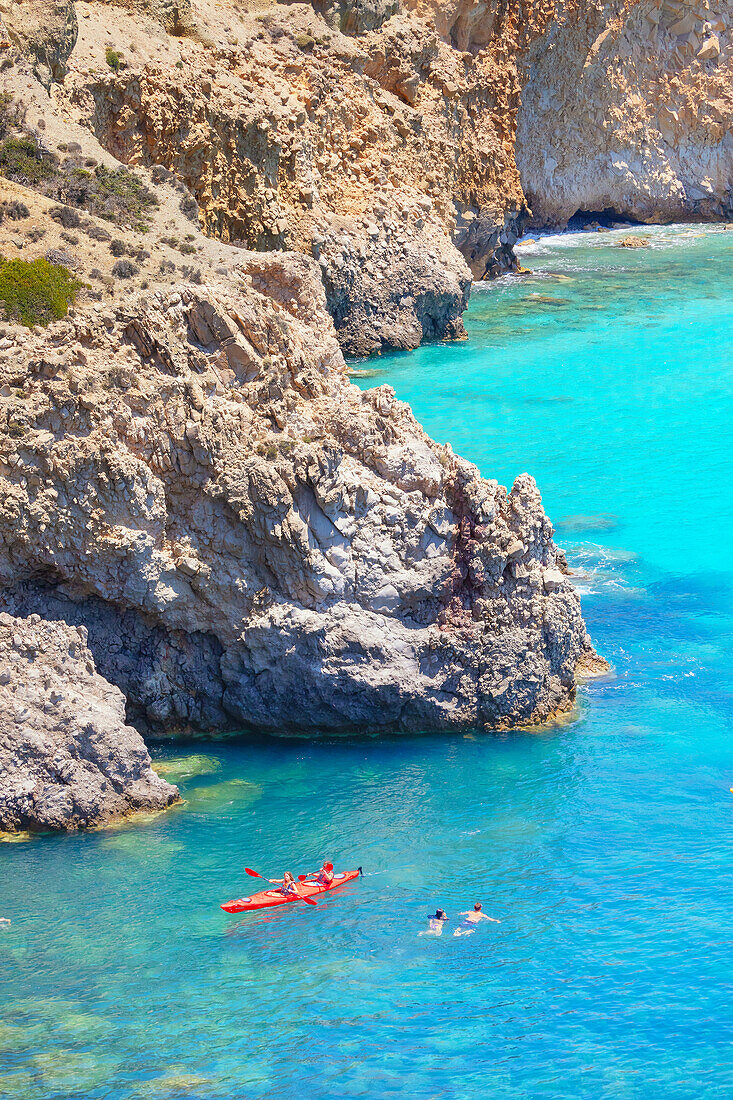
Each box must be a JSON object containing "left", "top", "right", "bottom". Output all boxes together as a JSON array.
[
  {"left": 0, "top": 251, "right": 597, "bottom": 736},
  {"left": 0, "top": 612, "right": 179, "bottom": 832},
  {"left": 301, "top": 0, "right": 400, "bottom": 35},
  {"left": 318, "top": 209, "right": 471, "bottom": 355}
]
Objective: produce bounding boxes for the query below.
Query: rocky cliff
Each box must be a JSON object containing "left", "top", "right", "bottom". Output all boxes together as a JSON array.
[
  {"left": 0, "top": 252, "right": 597, "bottom": 739},
  {"left": 8, "top": 0, "right": 728, "bottom": 830},
  {"left": 57, "top": 1, "right": 523, "bottom": 354},
  {"left": 0, "top": 612, "right": 179, "bottom": 832},
  {"left": 2, "top": 0, "right": 730, "bottom": 351},
  {"left": 516, "top": 0, "right": 733, "bottom": 227}
]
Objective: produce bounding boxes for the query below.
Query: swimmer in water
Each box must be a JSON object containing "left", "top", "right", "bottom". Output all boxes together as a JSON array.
[
  {"left": 453, "top": 902, "right": 500, "bottom": 937},
  {"left": 419, "top": 909, "right": 448, "bottom": 936}
]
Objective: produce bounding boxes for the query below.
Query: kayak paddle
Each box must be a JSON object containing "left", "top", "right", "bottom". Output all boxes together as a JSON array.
[{"left": 244, "top": 867, "right": 317, "bottom": 906}]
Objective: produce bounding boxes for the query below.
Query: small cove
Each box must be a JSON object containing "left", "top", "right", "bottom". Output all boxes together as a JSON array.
[{"left": 1, "top": 225, "right": 732, "bottom": 1098}]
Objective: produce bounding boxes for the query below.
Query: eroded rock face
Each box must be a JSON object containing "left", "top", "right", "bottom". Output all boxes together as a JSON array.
[
  {"left": 0, "top": 0, "right": 78, "bottom": 88},
  {"left": 2, "top": 0, "right": 731, "bottom": 356},
  {"left": 59, "top": 1, "right": 525, "bottom": 351},
  {"left": 299, "top": 0, "right": 400, "bottom": 35},
  {"left": 0, "top": 251, "right": 596, "bottom": 735},
  {"left": 515, "top": 0, "right": 733, "bottom": 226},
  {"left": 0, "top": 612, "right": 179, "bottom": 832},
  {"left": 319, "top": 209, "right": 471, "bottom": 356}
]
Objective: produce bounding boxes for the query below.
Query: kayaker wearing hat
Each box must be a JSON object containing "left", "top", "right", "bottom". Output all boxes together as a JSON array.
[
  {"left": 304, "top": 861, "right": 334, "bottom": 886},
  {"left": 419, "top": 909, "right": 448, "bottom": 936},
  {"left": 453, "top": 902, "right": 500, "bottom": 937},
  {"left": 268, "top": 871, "right": 300, "bottom": 897}
]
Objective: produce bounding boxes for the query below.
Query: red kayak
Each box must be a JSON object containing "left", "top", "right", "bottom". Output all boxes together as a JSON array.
[{"left": 220, "top": 868, "right": 362, "bottom": 913}]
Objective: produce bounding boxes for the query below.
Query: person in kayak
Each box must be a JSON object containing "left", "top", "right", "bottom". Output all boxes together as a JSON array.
[
  {"left": 268, "top": 872, "right": 300, "bottom": 898},
  {"left": 453, "top": 902, "right": 501, "bottom": 937},
  {"left": 302, "top": 861, "right": 334, "bottom": 886},
  {"left": 315, "top": 861, "right": 334, "bottom": 886},
  {"left": 419, "top": 909, "right": 448, "bottom": 936}
]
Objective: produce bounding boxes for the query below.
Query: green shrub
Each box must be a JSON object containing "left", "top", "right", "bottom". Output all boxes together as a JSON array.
[
  {"left": 105, "top": 48, "right": 122, "bottom": 73},
  {"left": 0, "top": 93, "right": 25, "bottom": 140},
  {"left": 0, "top": 136, "right": 54, "bottom": 186},
  {"left": 55, "top": 163, "right": 158, "bottom": 231},
  {"left": 0, "top": 256, "right": 81, "bottom": 327}
]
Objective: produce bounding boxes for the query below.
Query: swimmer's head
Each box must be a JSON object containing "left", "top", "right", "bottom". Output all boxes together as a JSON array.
[
  {"left": 433, "top": 909, "right": 448, "bottom": 921},
  {"left": 474, "top": 902, "right": 482, "bottom": 911}
]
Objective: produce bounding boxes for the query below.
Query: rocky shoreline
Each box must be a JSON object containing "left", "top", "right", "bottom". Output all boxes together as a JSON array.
[
  {"left": 1, "top": 0, "right": 729, "bottom": 831},
  {"left": 0, "top": 246, "right": 602, "bottom": 830}
]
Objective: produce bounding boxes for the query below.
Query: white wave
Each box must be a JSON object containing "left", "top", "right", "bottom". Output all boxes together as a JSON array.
[
  {"left": 562, "top": 543, "right": 644, "bottom": 597},
  {"left": 516, "top": 222, "right": 724, "bottom": 257}
]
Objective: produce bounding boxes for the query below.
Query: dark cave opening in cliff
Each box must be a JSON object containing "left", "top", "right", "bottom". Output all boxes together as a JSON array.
[{"left": 566, "top": 208, "right": 644, "bottom": 231}]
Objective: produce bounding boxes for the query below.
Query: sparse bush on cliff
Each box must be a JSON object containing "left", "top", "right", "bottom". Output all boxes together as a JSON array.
[
  {"left": 84, "top": 223, "right": 111, "bottom": 242},
  {"left": 0, "top": 121, "right": 157, "bottom": 231},
  {"left": 105, "top": 48, "right": 123, "bottom": 73},
  {"left": 179, "top": 193, "right": 199, "bottom": 221},
  {"left": 0, "top": 136, "right": 55, "bottom": 187},
  {"left": 0, "top": 256, "right": 81, "bottom": 327},
  {"left": 45, "top": 248, "right": 78, "bottom": 270},
  {"left": 0, "top": 200, "right": 30, "bottom": 222},
  {"left": 54, "top": 164, "right": 158, "bottom": 231},
  {"left": 111, "top": 259, "right": 138, "bottom": 279},
  {"left": 0, "top": 93, "right": 12, "bottom": 139},
  {"left": 49, "top": 205, "right": 81, "bottom": 229},
  {"left": 179, "top": 265, "right": 202, "bottom": 284},
  {"left": 0, "top": 93, "right": 25, "bottom": 140}
]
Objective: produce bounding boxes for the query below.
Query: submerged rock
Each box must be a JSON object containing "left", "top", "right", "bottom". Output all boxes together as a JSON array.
[
  {"left": 183, "top": 778, "right": 262, "bottom": 812},
  {"left": 0, "top": 613, "right": 179, "bottom": 832},
  {"left": 152, "top": 754, "right": 222, "bottom": 782},
  {"left": 0, "top": 251, "right": 601, "bottom": 742}
]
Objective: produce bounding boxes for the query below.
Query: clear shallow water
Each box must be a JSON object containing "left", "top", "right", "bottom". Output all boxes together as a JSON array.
[{"left": 2, "top": 224, "right": 733, "bottom": 1099}]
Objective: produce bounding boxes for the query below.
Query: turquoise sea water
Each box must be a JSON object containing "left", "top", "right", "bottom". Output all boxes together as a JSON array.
[{"left": 2, "top": 225, "right": 733, "bottom": 1098}]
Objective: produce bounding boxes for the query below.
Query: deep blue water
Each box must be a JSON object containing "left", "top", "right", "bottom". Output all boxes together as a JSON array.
[{"left": 1, "top": 225, "right": 732, "bottom": 1098}]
